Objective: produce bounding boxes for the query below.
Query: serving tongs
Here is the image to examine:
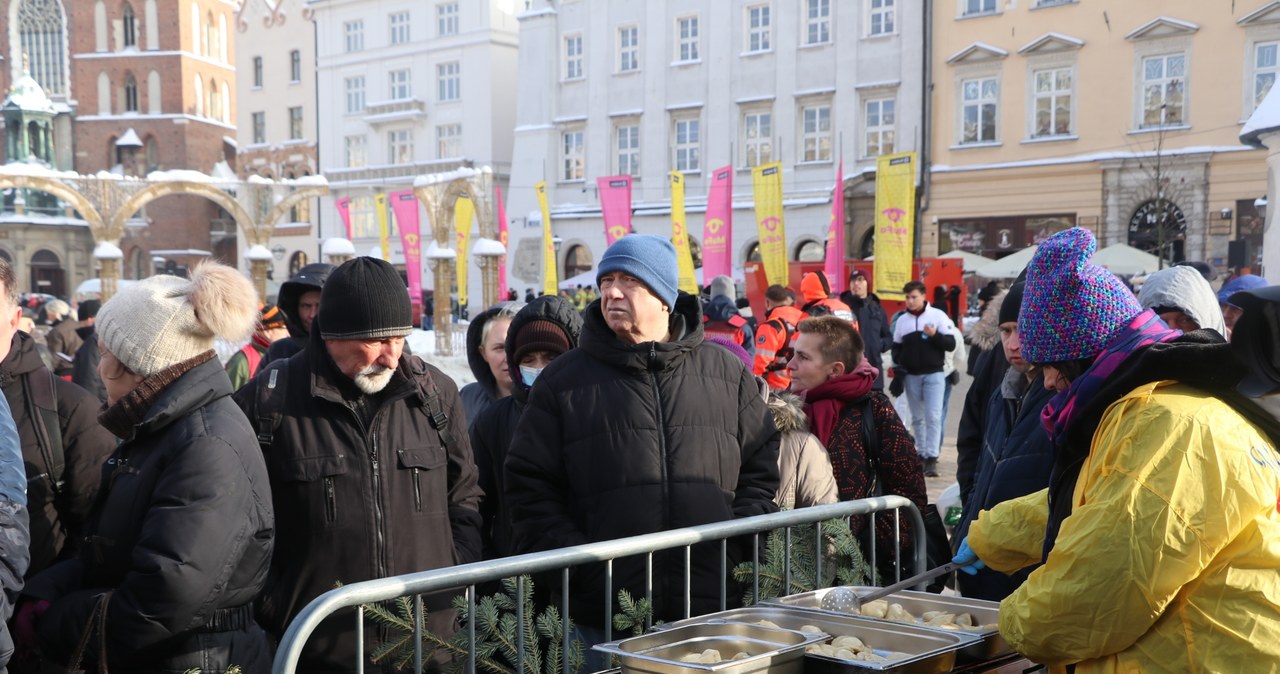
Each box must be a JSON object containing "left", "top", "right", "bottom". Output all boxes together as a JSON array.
[{"left": 819, "top": 562, "right": 959, "bottom": 613}]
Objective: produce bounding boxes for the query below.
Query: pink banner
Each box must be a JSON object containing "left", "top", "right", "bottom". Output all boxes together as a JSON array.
[
  {"left": 496, "top": 184, "right": 509, "bottom": 298},
  {"left": 597, "top": 176, "right": 633, "bottom": 244},
  {"left": 388, "top": 190, "right": 423, "bottom": 303},
  {"left": 334, "top": 196, "right": 353, "bottom": 240},
  {"left": 824, "top": 161, "right": 846, "bottom": 294},
  {"left": 702, "top": 166, "right": 734, "bottom": 281}
]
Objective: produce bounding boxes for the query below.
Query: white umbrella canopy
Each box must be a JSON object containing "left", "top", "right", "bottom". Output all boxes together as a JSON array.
[
  {"left": 1089, "top": 243, "right": 1162, "bottom": 277},
  {"left": 940, "top": 249, "right": 995, "bottom": 274},
  {"left": 974, "top": 245, "right": 1038, "bottom": 279}
]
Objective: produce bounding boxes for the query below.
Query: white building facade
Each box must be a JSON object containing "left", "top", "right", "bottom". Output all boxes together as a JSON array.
[
  {"left": 309, "top": 0, "right": 520, "bottom": 304},
  {"left": 505, "top": 0, "right": 925, "bottom": 291}
]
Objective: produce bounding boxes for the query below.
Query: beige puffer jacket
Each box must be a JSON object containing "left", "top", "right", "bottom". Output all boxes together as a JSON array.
[{"left": 765, "top": 387, "right": 839, "bottom": 509}]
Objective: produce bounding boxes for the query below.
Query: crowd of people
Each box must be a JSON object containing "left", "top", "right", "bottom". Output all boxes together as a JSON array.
[{"left": 0, "top": 225, "right": 1270, "bottom": 672}]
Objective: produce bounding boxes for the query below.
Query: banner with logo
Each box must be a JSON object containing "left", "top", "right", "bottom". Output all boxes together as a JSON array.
[
  {"left": 824, "top": 161, "right": 846, "bottom": 295},
  {"left": 495, "top": 185, "right": 509, "bottom": 297},
  {"left": 669, "top": 172, "right": 698, "bottom": 294},
  {"left": 389, "top": 190, "right": 423, "bottom": 306},
  {"left": 375, "top": 193, "right": 391, "bottom": 260},
  {"left": 454, "top": 195, "right": 475, "bottom": 306},
  {"left": 873, "top": 152, "right": 917, "bottom": 301},
  {"left": 752, "top": 162, "right": 787, "bottom": 286},
  {"left": 702, "top": 166, "right": 734, "bottom": 282},
  {"left": 536, "top": 181, "right": 557, "bottom": 296},
  {"left": 334, "top": 197, "right": 353, "bottom": 241},
  {"left": 598, "top": 176, "right": 633, "bottom": 245}
]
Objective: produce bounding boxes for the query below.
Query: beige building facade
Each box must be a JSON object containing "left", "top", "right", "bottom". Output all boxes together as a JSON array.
[{"left": 924, "top": 0, "right": 1280, "bottom": 273}]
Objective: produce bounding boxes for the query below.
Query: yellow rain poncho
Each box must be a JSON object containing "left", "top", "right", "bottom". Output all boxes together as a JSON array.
[{"left": 970, "top": 381, "right": 1280, "bottom": 673}]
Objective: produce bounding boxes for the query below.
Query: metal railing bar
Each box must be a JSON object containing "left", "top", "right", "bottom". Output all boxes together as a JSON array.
[
  {"left": 604, "top": 558, "right": 613, "bottom": 643},
  {"left": 718, "top": 539, "right": 727, "bottom": 612},
  {"left": 683, "top": 546, "right": 692, "bottom": 618},
  {"left": 413, "top": 594, "right": 424, "bottom": 674}
]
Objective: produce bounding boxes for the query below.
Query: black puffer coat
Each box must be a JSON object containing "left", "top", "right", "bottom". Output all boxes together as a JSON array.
[
  {"left": 505, "top": 293, "right": 780, "bottom": 626},
  {"left": 0, "top": 331, "right": 115, "bottom": 578},
  {"left": 27, "top": 356, "right": 274, "bottom": 674},
  {"left": 470, "top": 296, "right": 582, "bottom": 560}
]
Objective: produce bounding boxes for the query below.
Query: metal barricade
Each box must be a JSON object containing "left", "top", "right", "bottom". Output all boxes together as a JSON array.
[{"left": 273, "top": 496, "right": 926, "bottom": 674}]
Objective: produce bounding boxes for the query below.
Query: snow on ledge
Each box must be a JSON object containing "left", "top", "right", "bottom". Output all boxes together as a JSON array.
[
  {"left": 414, "top": 167, "right": 482, "bottom": 187},
  {"left": 471, "top": 237, "right": 506, "bottom": 256},
  {"left": 245, "top": 244, "right": 274, "bottom": 261},
  {"left": 425, "top": 240, "right": 458, "bottom": 260},
  {"left": 93, "top": 241, "right": 123, "bottom": 259},
  {"left": 1242, "top": 83, "right": 1280, "bottom": 148},
  {"left": 321, "top": 238, "right": 356, "bottom": 256}
]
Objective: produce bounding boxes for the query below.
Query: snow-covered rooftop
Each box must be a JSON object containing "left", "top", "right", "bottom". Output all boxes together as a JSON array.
[{"left": 1242, "top": 83, "right": 1280, "bottom": 148}]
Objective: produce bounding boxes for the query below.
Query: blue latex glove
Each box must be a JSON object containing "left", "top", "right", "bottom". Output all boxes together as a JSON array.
[{"left": 952, "top": 537, "right": 986, "bottom": 575}]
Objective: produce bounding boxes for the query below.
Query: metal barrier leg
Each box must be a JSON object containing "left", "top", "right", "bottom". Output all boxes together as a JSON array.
[
  {"left": 752, "top": 533, "right": 760, "bottom": 602},
  {"left": 645, "top": 553, "right": 653, "bottom": 631},
  {"left": 604, "top": 559, "right": 613, "bottom": 642},
  {"left": 783, "top": 527, "right": 792, "bottom": 596},
  {"left": 562, "top": 568, "right": 571, "bottom": 674},
  {"left": 467, "top": 586, "right": 477, "bottom": 674},
  {"left": 413, "top": 594, "right": 424, "bottom": 674},
  {"left": 869, "top": 512, "right": 878, "bottom": 585},
  {"left": 517, "top": 576, "right": 526, "bottom": 674},
  {"left": 719, "top": 540, "right": 727, "bottom": 612},
  {"left": 355, "top": 605, "right": 364, "bottom": 674},
  {"left": 893, "top": 509, "right": 902, "bottom": 584},
  {"left": 683, "top": 546, "right": 692, "bottom": 619},
  {"left": 814, "top": 521, "right": 822, "bottom": 587}
]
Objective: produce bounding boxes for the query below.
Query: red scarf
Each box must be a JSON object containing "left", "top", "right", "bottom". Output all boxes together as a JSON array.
[{"left": 801, "top": 358, "right": 878, "bottom": 446}]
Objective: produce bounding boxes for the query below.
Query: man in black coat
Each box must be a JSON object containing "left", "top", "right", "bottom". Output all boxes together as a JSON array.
[
  {"left": 840, "top": 269, "right": 893, "bottom": 391},
  {"left": 505, "top": 235, "right": 780, "bottom": 642},
  {"left": 235, "top": 257, "right": 482, "bottom": 673},
  {"left": 261, "top": 262, "right": 333, "bottom": 369},
  {"left": 70, "top": 300, "right": 105, "bottom": 404}
]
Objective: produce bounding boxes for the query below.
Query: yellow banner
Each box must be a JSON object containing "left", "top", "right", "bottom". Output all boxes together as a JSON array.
[
  {"left": 873, "top": 151, "right": 917, "bottom": 301},
  {"left": 752, "top": 162, "right": 787, "bottom": 286},
  {"left": 536, "top": 181, "right": 557, "bottom": 296},
  {"left": 375, "top": 193, "right": 391, "bottom": 261},
  {"left": 669, "top": 172, "right": 698, "bottom": 294},
  {"left": 455, "top": 195, "right": 475, "bottom": 306}
]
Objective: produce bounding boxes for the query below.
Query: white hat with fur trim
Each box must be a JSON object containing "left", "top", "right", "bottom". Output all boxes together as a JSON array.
[{"left": 97, "top": 263, "right": 258, "bottom": 377}]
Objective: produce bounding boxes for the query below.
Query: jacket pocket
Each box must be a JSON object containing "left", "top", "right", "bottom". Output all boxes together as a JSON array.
[
  {"left": 273, "top": 453, "right": 349, "bottom": 524},
  {"left": 397, "top": 447, "right": 446, "bottom": 514}
]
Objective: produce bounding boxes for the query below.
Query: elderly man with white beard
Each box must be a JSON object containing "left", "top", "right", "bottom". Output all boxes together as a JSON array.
[{"left": 235, "top": 256, "right": 482, "bottom": 673}]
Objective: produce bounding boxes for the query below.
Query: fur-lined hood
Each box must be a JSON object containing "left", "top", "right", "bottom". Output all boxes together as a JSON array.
[
  {"left": 969, "top": 289, "right": 1008, "bottom": 351},
  {"left": 766, "top": 390, "right": 809, "bottom": 433}
]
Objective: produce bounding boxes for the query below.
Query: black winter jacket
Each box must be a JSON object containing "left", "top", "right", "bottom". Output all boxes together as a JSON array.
[
  {"left": 840, "top": 292, "right": 892, "bottom": 390},
  {"left": 0, "top": 331, "right": 115, "bottom": 578},
  {"left": 71, "top": 326, "right": 106, "bottom": 404},
  {"left": 27, "top": 357, "right": 274, "bottom": 673},
  {"left": 234, "top": 326, "right": 483, "bottom": 672},
  {"left": 505, "top": 293, "right": 781, "bottom": 626},
  {"left": 262, "top": 262, "right": 333, "bottom": 369}
]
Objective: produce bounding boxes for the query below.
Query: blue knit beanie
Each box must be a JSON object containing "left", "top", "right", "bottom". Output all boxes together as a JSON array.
[
  {"left": 1216, "top": 273, "right": 1268, "bottom": 305},
  {"left": 1019, "top": 228, "right": 1142, "bottom": 364},
  {"left": 597, "top": 234, "right": 679, "bottom": 308}
]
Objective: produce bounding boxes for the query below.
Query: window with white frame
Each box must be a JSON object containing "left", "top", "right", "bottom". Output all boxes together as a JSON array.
[
  {"left": 1255, "top": 42, "right": 1278, "bottom": 109},
  {"left": 1140, "top": 53, "right": 1185, "bottom": 128},
  {"left": 674, "top": 117, "right": 701, "bottom": 172},
  {"left": 350, "top": 195, "right": 376, "bottom": 237},
  {"left": 438, "top": 3, "right": 458, "bottom": 37},
  {"left": 345, "top": 134, "right": 367, "bottom": 167},
  {"left": 618, "top": 26, "right": 639, "bottom": 72},
  {"left": 869, "top": 0, "right": 895, "bottom": 36},
  {"left": 388, "top": 129, "right": 414, "bottom": 164},
  {"left": 19, "top": 0, "right": 68, "bottom": 97},
  {"left": 438, "top": 61, "right": 460, "bottom": 101},
  {"left": 252, "top": 56, "right": 263, "bottom": 87},
  {"left": 561, "top": 129, "right": 585, "bottom": 181},
  {"left": 389, "top": 68, "right": 411, "bottom": 100},
  {"left": 289, "top": 50, "right": 301, "bottom": 82},
  {"left": 345, "top": 76, "right": 365, "bottom": 113},
  {"left": 344, "top": 20, "right": 363, "bottom": 52},
  {"left": 676, "top": 16, "right": 699, "bottom": 62},
  {"left": 288, "top": 106, "right": 303, "bottom": 140},
  {"left": 805, "top": 0, "right": 830, "bottom": 45},
  {"left": 960, "top": 76, "right": 999, "bottom": 143},
  {"left": 962, "top": 0, "right": 997, "bottom": 17},
  {"left": 742, "top": 110, "right": 772, "bottom": 167},
  {"left": 746, "top": 5, "right": 771, "bottom": 53},
  {"left": 616, "top": 123, "right": 640, "bottom": 176},
  {"left": 1032, "top": 67, "right": 1072, "bottom": 137},
  {"left": 864, "top": 98, "right": 895, "bottom": 157},
  {"left": 801, "top": 104, "right": 832, "bottom": 161},
  {"left": 390, "top": 11, "right": 410, "bottom": 45},
  {"left": 251, "top": 112, "right": 265, "bottom": 144},
  {"left": 437, "top": 123, "right": 461, "bottom": 158},
  {"left": 564, "top": 34, "right": 584, "bottom": 80}
]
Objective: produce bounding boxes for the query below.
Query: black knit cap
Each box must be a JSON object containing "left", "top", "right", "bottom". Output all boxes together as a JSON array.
[
  {"left": 997, "top": 282, "right": 1025, "bottom": 326},
  {"left": 319, "top": 257, "right": 413, "bottom": 340},
  {"left": 512, "top": 319, "right": 571, "bottom": 365}
]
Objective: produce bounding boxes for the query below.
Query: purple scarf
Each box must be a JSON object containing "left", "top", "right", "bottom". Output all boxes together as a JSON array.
[{"left": 1041, "top": 310, "right": 1182, "bottom": 447}]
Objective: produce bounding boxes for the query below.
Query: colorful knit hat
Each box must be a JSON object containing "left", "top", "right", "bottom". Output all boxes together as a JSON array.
[{"left": 1018, "top": 228, "right": 1142, "bottom": 364}]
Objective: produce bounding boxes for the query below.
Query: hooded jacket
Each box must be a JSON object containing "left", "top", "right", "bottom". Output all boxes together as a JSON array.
[
  {"left": 71, "top": 326, "right": 106, "bottom": 404},
  {"left": 262, "top": 263, "right": 333, "bottom": 369},
  {"left": 470, "top": 296, "right": 582, "bottom": 560},
  {"left": 1136, "top": 265, "right": 1227, "bottom": 335},
  {"left": 703, "top": 294, "right": 755, "bottom": 356},
  {"left": 0, "top": 332, "right": 115, "bottom": 578},
  {"left": 764, "top": 389, "right": 837, "bottom": 509},
  {"left": 233, "top": 325, "right": 483, "bottom": 673},
  {"left": 505, "top": 293, "right": 781, "bottom": 625},
  {"left": 28, "top": 357, "right": 274, "bottom": 673},
  {"left": 968, "top": 333, "right": 1280, "bottom": 672},
  {"left": 955, "top": 291, "right": 1012, "bottom": 503},
  {"left": 460, "top": 304, "right": 512, "bottom": 426},
  {"left": 800, "top": 272, "right": 856, "bottom": 324}
]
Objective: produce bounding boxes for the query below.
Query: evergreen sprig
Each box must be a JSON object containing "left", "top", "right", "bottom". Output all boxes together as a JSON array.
[{"left": 732, "top": 517, "right": 872, "bottom": 604}]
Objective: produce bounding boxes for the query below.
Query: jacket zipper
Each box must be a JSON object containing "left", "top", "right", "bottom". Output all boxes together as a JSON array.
[
  {"left": 648, "top": 344, "right": 671, "bottom": 606},
  {"left": 324, "top": 476, "right": 337, "bottom": 523},
  {"left": 413, "top": 468, "right": 422, "bottom": 512},
  {"left": 343, "top": 404, "right": 388, "bottom": 580}
]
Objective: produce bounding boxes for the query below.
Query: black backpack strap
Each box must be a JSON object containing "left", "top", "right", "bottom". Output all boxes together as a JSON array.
[
  {"left": 409, "top": 356, "right": 453, "bottom": 449},
  {"left": 23, "top": 369, "right": 64, "bottom": 497},
  {"left": 255, "top": 360, "right": 289, "bottom": 449}
]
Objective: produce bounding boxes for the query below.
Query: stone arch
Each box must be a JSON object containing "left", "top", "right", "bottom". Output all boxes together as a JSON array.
[
  {"left": 265, "top": 184, "right": 329, "bottom": 229},
  {"left": 0, "top": 174, "right": 105, "bottom": 235},
  {"left": 792, "top": 237, "right": 823, "bottom": 262},
  {"left": 110, "top": 181, "right": 256, "bottom": 244}
]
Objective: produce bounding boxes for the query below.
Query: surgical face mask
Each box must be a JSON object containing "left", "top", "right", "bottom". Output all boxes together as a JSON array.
[{"left": 519, "top": 365, "right": 543, "bottom": 387}]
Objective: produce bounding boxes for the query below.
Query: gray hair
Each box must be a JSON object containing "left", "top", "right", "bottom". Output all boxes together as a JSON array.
[{"left": 45, "top": 299, "right": 71, "bottom": 320}]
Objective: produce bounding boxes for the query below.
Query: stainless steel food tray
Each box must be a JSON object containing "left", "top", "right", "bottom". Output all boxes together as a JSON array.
[
  {"left": 652, "top": 606, "right": 981, "bottom": 674},
  {"left": 592, "top": 622, "right": 824, "bottom": 674},
  {"left": 763, "top": 588, "right": 1009, "bottom": 661}
]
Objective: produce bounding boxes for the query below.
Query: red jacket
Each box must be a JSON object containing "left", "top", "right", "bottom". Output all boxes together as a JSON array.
[{"left": 753, "top": 305, "right": 806, "bottom": 390}]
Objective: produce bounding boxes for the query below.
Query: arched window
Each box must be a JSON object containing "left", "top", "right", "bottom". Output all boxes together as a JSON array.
[
  {"left": 859, "top": 228, "right": 875, "bottom": 260},
  {"left": 16, "top": 0, "right": 69, "bottom": 97},
  {"left": 218, "top": 13, "right": 227, "bottom": 62},
  {"left": 0, "top": 250, "right": 12, "bottom": 264},
  {"left": 144, "top": 135, "right": 157, "bottom": 171},
  {"left": 745, "top": 242, "right": 762, "bottom": 263},
  {"left": 191, "top": 2, "right": 201, "bottom": 57},
  {"left": 94, "top": 0, "right": 107, "bottom": 51},
  {"left": 564, "top": 244, "right": 593, "bottom": 278},
  {"left": 207, "top": 78, "right": 219, "bottom": 120},
  {"left": 220, "top": 80, "right": 229, "bottom": 123},
  {"left": 147, "top": 69, "right": 161, "bottom": 113},
  {"left": 122, "top": 3, "right": 137, "bottom": 48},
  {"left": 193, "top": 74, "right": 203, "bottom": 116},
  {"left": 96, "top": 71, "right": 111, "bottom": 115},
  {"left": 288, "top": 250, "right": 308, "bottom": 278},
  {"left": 129, "top": 247, "right": 145, "bottom": 279},
  {"left": 205, "top": 11, "right": 215, "bottom": 58},
  {"left": 123, "top": 72, "right": 138, "bottom": 112},
  {"left": 794, "top": 238, "right": 824, "bottom": 262},
  {"left": 1128, "top": 199, "right": 1187, "bottom": 264},
  {"left": 144, "top": 0, "right": 158, "bottom": 49}
]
